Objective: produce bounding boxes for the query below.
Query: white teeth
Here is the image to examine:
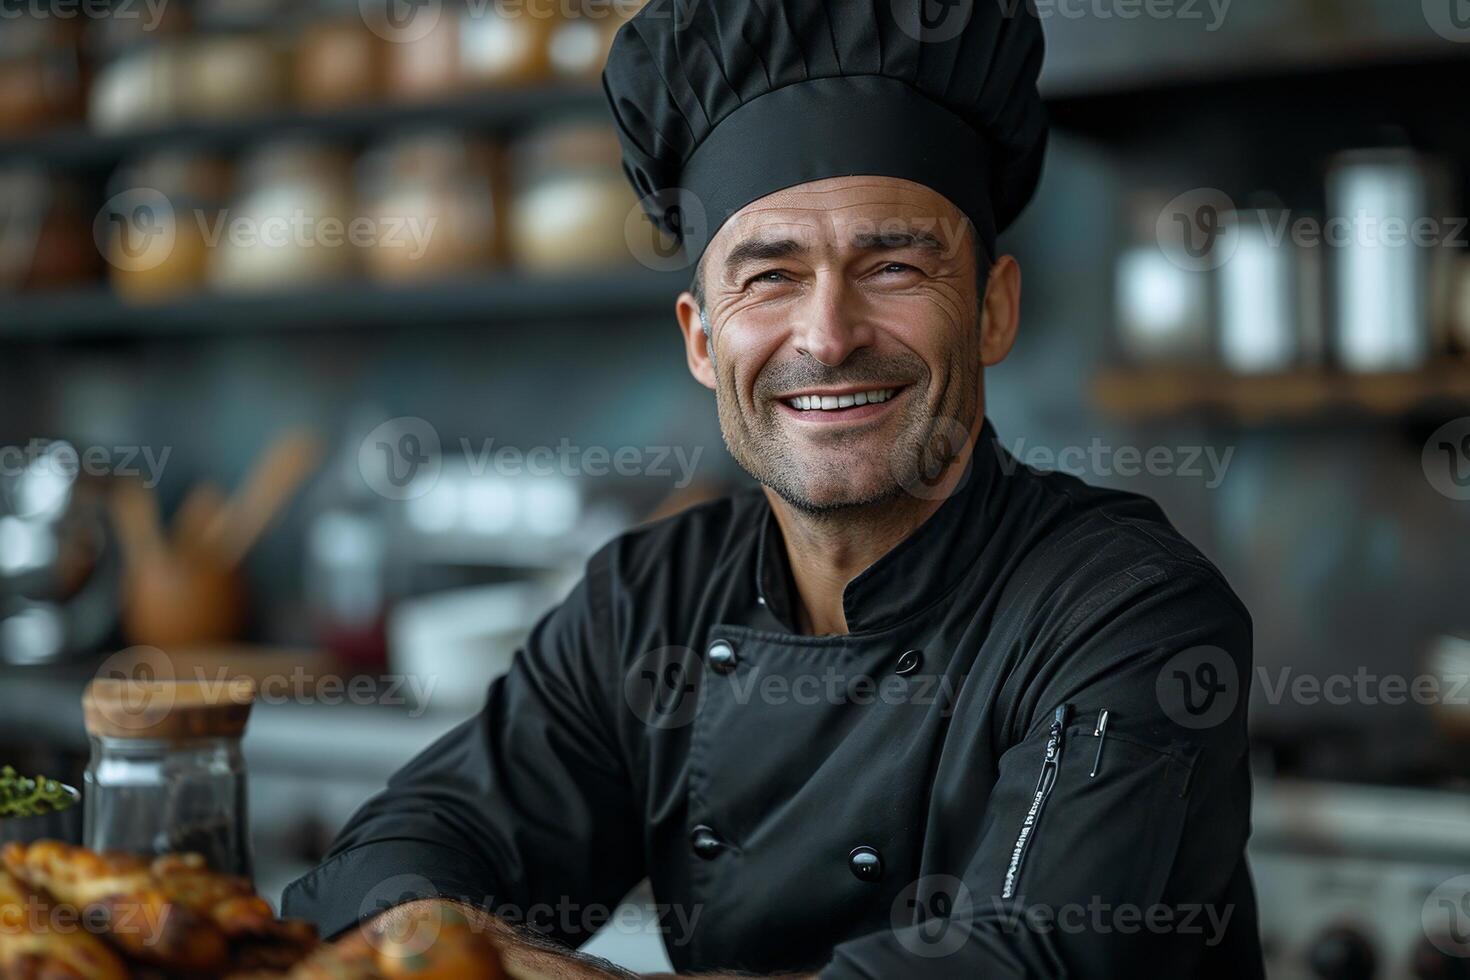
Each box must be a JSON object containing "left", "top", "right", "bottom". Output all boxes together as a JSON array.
[{"left": 786, "top": 388, "right": 897, "bottom": 411}]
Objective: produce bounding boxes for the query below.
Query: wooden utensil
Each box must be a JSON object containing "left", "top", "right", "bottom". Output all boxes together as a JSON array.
[{"left": 113, "top": 431, "right": 322, "bottom": 648}]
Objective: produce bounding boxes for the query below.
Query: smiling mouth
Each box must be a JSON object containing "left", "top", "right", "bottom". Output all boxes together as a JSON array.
[{"left": 782, "top": 387, "right": 900, "bottom": 412}]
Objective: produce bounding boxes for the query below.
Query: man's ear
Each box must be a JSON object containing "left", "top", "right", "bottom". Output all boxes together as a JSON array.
[
  {"left": 676, "top": 291, "right": 718, "bottom": 390},
  {"left": 979, "top": 255, "right": 1022, "bottom": 367}
]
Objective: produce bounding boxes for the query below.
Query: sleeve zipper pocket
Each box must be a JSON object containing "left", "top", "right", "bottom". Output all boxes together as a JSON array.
[{"left": 1001, "top": 703, "right": 1070, "bottom": 899}]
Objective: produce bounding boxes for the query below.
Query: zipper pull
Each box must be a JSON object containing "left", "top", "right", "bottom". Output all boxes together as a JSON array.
[
  {"left": 1045, "top": 703, "right": 1070, "bottom": 759},
  {"left": 1003, "top": 703, "right": 1072, "bottom": 899}
]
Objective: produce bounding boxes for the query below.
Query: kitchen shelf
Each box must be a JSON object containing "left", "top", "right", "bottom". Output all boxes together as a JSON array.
[
  {"left": 1092, "top": 364, "right": 1470, "bottom": 423},
  {"left": 1042, "top": 33, "right": 1468, "bottom": 99},
  {"left": 0, "top": 268, "right": 690, "bottom": 339},
  {"left": 1046, "top": 44, "right": 1470, "bottom": 142},
  {"left": 0, "top": 84, "right": 609, "bottom": 169}
]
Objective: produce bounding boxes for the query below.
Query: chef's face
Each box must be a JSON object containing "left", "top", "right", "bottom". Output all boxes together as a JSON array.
[{"left": 677, "top": 176, "right": 1021, "bottom": 513}]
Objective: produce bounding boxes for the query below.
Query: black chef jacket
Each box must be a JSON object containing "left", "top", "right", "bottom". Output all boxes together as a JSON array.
[{"left": 283, "top": 420, "right": 1262, "bottom": 979}]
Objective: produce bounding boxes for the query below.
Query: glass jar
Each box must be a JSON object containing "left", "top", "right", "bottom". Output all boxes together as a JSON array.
[{"left": 82, "top": 677, "right": 255, "bottom": 875}]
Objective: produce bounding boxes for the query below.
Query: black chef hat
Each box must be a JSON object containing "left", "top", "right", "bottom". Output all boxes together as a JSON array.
[{"left": 602, "top": 0, "right": 1048, "bottom": 263}]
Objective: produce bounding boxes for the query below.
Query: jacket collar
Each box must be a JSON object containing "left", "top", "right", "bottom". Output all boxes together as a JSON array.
[{"left": 755, "top": 418, "right": 1007, "bottom": 634}]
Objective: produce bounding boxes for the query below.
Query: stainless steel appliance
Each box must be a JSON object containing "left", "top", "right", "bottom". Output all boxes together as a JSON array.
[{"left": 1251, "top": 779, "right": 1470, "bottom": 979}]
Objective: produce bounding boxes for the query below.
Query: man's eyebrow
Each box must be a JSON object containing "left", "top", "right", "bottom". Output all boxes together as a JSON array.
[
  {"left": 723, "top": 237, "right": 806, "bottom": 278},
  {"left": 850, "top": 230, "right": 946, "bottom": 252}
]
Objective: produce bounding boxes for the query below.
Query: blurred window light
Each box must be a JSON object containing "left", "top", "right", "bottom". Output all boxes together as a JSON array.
[
  {"left": 0, "top": 516, "right": 56, "bottom": 575},
  {"left": 549, "top": 21, "right": 603, "bottom": 74},
  {"left": 406, "top": 478, "right": 463, "bottom": 534},
  {"left": 524, "top": 479, "right": 580, "bottom": 537},
  {"left": 1119, "top": 250, "right": 1195, "bottom": 339},
  {"left": 1220, "top": 215, "right": 1296, "bottom": 374},
  {"left": 464, "top": 478, "right": 516, "bottom": 535},
  {"left": 0, "top": 604, "right": 65, "bottom": 665},
  {"left": 1329, "top": 152, "right": 1435, "bottom": 372},
  {"left": 15, "top": 442, "right": 77, "bottom": 520}
]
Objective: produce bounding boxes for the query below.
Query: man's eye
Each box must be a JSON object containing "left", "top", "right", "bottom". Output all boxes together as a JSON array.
[
  {"left": 880, "top": 262, "right": 916, "bottom": 275},
  {"left": 748, "top": 270, "right": 790, "bottom": 287}
]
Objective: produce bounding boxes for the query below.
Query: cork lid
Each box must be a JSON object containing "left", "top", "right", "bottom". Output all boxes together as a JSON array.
[{"left": 83, "top": 678, "right": 256, "bottom": 739}]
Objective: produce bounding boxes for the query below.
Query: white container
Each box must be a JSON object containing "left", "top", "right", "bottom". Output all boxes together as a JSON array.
[
  {"left": 388, "top": 582, "right": 556, "bottom": 713},
  {"left": 1218, "top": 210, "right": 1301, "bottom": 374},
  {"left": 1327, "top": 150, "right": 1447, "bottom": 373}
]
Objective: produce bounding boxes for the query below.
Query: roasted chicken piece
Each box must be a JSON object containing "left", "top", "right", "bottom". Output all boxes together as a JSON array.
[
  {"left": 0, "top": 868, "right": 130, "bottom": 980},
  {"left": 2, "top": 841, "right": 317, "bottom": 977},
  {"left": 147, "top": 852, "right": 316, "bottom": 955},
  {"left": 2, "top": 841, "right": 226, "bottom": 974}
]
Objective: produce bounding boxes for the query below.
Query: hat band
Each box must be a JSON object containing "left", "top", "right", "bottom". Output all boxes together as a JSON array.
[{"left": 678, "top": 74, "right": 994, "bottom": 262}]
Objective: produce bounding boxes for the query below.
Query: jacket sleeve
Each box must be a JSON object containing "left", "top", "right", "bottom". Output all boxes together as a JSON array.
[
  {"left": 280, "top": 551, "right": 644, "bottom": 946},
  {"left": 820, "top": 563, "right": 1259, "bottom": 980}
]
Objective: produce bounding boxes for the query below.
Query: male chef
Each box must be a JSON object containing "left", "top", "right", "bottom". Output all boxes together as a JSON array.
[{"left": 285, "top": 1, "right": 1262, "bottom": 977}]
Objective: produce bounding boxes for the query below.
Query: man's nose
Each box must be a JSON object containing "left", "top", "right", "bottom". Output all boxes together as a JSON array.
[{"left": 788, "top": 274, "right": 875, "bottom": 367}]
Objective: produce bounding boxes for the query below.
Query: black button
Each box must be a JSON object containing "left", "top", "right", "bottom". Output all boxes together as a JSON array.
[
  {"left": 707, "top": 640, "right": 737, "bottom": 674},
  {"left": 690, "top": 825, "right": 723, "bottom": 860},
  {"left": 895, "top": 649, "right": 922, "bottom": 675},
  {"left": 849, "top": 846, "right": 883, "bottom": 882}
]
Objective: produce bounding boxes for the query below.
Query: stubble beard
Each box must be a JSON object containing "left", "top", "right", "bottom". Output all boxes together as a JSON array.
[{"left": 714, "top": 347, "right": 980, "bottom": 517}]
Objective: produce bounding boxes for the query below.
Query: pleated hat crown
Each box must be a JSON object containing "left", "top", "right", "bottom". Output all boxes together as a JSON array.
[{"left": 602, "top": 0, "right": 1049, "bottom": 260}]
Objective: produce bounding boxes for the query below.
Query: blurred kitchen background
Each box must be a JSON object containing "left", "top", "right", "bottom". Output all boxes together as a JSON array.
[{"left": 3, "top": 0, "right": 1470, "bottom": 976}]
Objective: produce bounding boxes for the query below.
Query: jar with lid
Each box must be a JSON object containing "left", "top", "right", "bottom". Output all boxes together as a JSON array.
[
  {"left": 508, "top": 119, "right": 638, "bottom": 270},
  {"left": 82, "top": 677, "right": 256, "bottom": 875}
]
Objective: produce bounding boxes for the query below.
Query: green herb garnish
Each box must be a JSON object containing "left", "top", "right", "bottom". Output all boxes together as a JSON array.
[{"left": 0, "top": 765, "right": 76, "bottom": 818}]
